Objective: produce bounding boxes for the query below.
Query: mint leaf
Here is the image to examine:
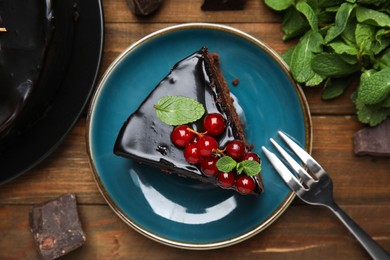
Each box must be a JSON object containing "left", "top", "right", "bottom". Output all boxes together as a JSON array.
[
  {"left": 328, "top": 41, "right": 359, "bottom": 55},
  {"left": 322, "top": 76, "right": 354, "bottom": 100},
  {"left": 356, "top": 6, "right": 390, "bottom": 27},
  {"left": 236, "top": 162, "right": 245, "bottom": 174},
  {"left": 290, "top": 31, "right": 324, "bottom": 84},
  {"left": 236, "top": 160, "right": 262, "bottom": 176},
  {"left": 325, "top": 3, "right": 356, "bottom": 43},
  {"left": 372, "top": 29, "right": 390, "bottom": 55},
  {"left": 341, "top": 19, "right": 357, "bottom": 46},
  {"left": 355, "top": 95, "right": 390, "bottom": 126},
  {"left": 339, "top": 53, "right": 359, "bottom": 65},
  {"left": 375, "top": 48, "right": 390, "bottom": 70},
  {"left": 354, "top": 69, "right": 390, "bottom": 126},
  {"left": 306, "top": 73, "right": 325, "bottom": 87},
  {"left": 154, "top": 96, "right": 205, "bottom": 126},
  {"left": 264, "top": 0, "right": 390, "bottom": 125},
  {"left": 264, "top": 0, "right": 292, "bottom": 11},
  {"left": 375, "top": 29, "right": 390, "bottom": 44},
  {"left": 358, "top": 69, "right": 390, "bottom": 105},
  {"left": 282, "top": 7, "right": 310, "bottom": 40},
  {"left": 296, "top": 1, "right": 318, "bottom": 32},
  {"left": 216, "top": 156, "right": 237, "bottom": 173},
  {"left": 355, "top": 23, "right": 375, "bottom": 56},
  {"left": 281, "top": 46, "right": 295, "bottom": 67},
  {"left": 311, "top": 53, "right": 359, "bottom": 77}
]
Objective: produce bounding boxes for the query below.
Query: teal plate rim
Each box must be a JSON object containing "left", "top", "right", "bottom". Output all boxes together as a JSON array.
[{"left": 86, "top": 23, "right": 313, "bottom": 250}]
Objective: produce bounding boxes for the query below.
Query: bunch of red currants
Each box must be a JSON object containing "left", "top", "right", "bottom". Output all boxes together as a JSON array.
[{"left": 171, "top": 113, "right": 261, "bottom": 195}]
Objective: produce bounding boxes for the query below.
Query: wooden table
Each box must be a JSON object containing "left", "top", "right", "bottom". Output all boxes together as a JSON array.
[{"left": 1, "top": 1, "right": 389, "bottom": 259}]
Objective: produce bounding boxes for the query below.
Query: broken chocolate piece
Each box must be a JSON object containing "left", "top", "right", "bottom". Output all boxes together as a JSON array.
[
  {"left": 30, "top": 194, "right": 86, "bottom": 260},
  {"left": 353, "top": 117, "right": 390, "bottom": 157},
  {"left": 201, "top": 0, "right": 246, "bottom": 11},
  {"left": 125, "top": 0, "right": 163, "bottom": 16}
]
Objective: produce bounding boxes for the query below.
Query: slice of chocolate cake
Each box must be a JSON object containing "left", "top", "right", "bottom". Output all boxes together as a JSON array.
[{"left": 114, "top": 47, "right": 264, "bottom": 195}]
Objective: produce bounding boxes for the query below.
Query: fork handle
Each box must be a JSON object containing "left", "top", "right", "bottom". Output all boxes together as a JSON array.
[{"left": 327, "top": 201, "right": 390, "bottom": 260}]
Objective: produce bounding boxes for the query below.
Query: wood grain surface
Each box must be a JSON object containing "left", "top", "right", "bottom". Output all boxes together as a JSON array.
[{"left": 1, "top": 0, "right": 389, "bottom": 259}]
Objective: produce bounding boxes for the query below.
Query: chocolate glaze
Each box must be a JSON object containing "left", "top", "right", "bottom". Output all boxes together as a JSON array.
[
  {"left": 114, "top": 48, "right": 263, "bottom": 195},
  {"left": 0, "top": 0, "right": 78, "bottom": 145}
]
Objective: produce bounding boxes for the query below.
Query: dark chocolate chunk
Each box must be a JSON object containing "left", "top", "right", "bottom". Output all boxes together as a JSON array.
[
  {"left": 125, "top": 0, "right": 163, "bottom": 16},
  {"left": 353, "top": 118, "right": 390, "bottom": 157},
  {"left": 30, "top": 194, "right": 86, "bottom": 260},
  {"left": 201, "top": 0, "right": 247, "bottom": 11}
]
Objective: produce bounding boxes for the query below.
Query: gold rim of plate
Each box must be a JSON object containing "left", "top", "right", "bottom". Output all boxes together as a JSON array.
[{"left": 86, "top": 23, "right": 313, "bottom": 250}]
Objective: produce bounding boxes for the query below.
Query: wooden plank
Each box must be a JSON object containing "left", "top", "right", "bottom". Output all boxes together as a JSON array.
[
  {"left": 0, "top": 116, "right": 389, "bottom": 206},
  {"left": 0, "top": 204, "right": 388, "bottom": 259},
  {"left": 100, "top": 23, "right": 291, "bottom": 66},
  {"left": 102, "top": 0, "right": 281, "bottom": 23}
]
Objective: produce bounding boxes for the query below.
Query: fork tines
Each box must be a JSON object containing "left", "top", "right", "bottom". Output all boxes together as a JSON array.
[{"left": 262, "top": 131, "right": 324, "bottom": 193}]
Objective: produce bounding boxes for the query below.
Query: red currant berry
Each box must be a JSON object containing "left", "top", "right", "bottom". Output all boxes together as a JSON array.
[
  {"left": 242, "top": 152, "right": 261, "bottom": 163},
  {"left": 225, "top": 140, "right": 246, "bottom": 160},
  {"left": 200, "top": 157, "right": 219, "bottom": 177},
  {"left": 197, "top": 135, "right": 218, "bottom": 157},
  {"left": 216, "top": 171, "right": 236, "bottom": 189},
  {"left": 184, "top": 143, "right": 201, "bottom": 164},
  {"left": 203, "top": 113, "right": 226, "bottom": 136},
  {"left": 236, "top": 175, "right": 256, "bottom": 195},
  {"left": 171, "top": 125, "right": 195, "bottom": 147}
]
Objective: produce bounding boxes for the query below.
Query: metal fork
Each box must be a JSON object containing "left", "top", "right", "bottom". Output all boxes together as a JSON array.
[{"left": 262, "top": 131, "right": 390, "bottom": 260}]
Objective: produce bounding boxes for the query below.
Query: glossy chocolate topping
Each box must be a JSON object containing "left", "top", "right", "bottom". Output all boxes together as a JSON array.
[
  {"left": 114, "top": 47, "right": 263, "bottom": 195},
  {"left": 0, "top": 0, "right": 77, "bottom": 144}
]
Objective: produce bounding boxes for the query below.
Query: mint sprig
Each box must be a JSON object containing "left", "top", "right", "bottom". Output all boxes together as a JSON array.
[
  {"left": 216, "top": 156, "right": 262, "bottom": 177},
  {"left": 264, "top": 0, "right": 390, "bottom": 126},
  {"left": 216, "top": 156, "right": 237, "bottom": 172},
  {"left": 154, "top": 96, "right": 205, "bottom": 126},
  {"left": 236, "top": 160, "right": 262, "bottom": 176}
]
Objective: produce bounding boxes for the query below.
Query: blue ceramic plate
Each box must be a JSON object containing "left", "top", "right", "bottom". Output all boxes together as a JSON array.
[{"left": 87, "top": 23, "right": 312, "bottom": 249}]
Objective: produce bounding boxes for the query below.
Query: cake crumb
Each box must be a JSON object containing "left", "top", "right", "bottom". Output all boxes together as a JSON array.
[{"left": 232, "top": 78, "right": 239, "bottom": 86}]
